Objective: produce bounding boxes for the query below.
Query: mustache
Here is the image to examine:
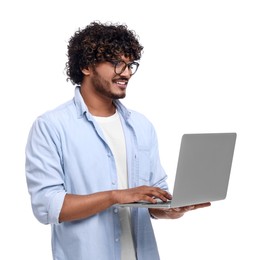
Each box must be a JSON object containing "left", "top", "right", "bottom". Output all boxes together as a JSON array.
[
  {"left": 112, "top": 78, "right": 129, "bottom": 84},
  {"left": 112, "top": 75, "right": 129, "bottom": 81}
]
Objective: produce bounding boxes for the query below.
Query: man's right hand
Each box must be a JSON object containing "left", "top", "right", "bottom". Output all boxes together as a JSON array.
[{"left": 112, "top": 185, "right": 172, "bottom": 204}]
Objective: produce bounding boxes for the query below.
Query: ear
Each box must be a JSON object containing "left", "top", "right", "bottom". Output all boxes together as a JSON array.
[{"left": 82, "top": 67, "right": 91, "bottom": 76}]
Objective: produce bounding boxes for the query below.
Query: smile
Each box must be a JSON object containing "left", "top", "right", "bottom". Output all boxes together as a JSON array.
[{"left": 113, "top": 79, "right": 128, "bottom": 88}]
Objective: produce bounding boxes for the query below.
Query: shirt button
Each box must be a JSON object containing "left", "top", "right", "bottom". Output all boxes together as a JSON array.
[
  {"left": 114, "top": 208, "right": 118, "bottom": 214},
  {"left": 112, "top": 181, "right": 116, "bottom": 185},
  {"left": 115, "top": 238, "right": 119, "bottom": 242}
]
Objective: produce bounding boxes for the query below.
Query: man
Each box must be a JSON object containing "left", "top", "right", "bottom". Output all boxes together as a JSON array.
[{"left": 25, "top": 21, "right": 210, "bottom": 260}]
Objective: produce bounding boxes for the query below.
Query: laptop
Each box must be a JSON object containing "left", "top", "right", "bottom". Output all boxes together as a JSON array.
[{"left": 117, "top": 132, "right": 237, "bottom": 208}]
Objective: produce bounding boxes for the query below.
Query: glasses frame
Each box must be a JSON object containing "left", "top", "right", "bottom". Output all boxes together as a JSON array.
[{"left": 107, "top": 60, "right": 140, "bottom": 76}]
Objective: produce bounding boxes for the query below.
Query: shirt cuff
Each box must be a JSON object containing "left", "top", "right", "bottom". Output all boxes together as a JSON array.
[{"left": 48, "top": 191, "right": 66, "bottom": 224}]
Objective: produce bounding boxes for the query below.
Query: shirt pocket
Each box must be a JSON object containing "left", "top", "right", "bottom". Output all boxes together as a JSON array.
[{"left": 137, "top": 146, "right": 152, "bottom": 185}]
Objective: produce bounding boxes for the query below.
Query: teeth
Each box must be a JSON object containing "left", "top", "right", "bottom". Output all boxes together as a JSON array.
[{"left": 116, "top": 81, "right": 126, "bottom": 85}]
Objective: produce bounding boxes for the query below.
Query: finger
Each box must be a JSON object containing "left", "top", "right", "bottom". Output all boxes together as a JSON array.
[
  {"left": 138, "top": 186, "right": 171, "bottom": 198},
  {"left": 134, "top": 186, "right": 172, "bottom": 203},
  {"left": 184, "top": 205, "right": 195, "bottom": 211},
  {"left": 192, "top": 202, "right": 211, "bottom": 209},
  {"left": 164, "top": 208, "right": 185, "bottom": 219},
  {"left": 179, "top": 202, "right": 211, "bottom": 211},
  {"left": 149, "top": 188, "right": 172, "bottom": 201},
  {"left": 139, "top": 195, "right": 159, "bottom": 203}
]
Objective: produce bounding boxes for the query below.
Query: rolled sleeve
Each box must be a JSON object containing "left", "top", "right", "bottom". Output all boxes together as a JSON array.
[
  {"left": 48, "top": 190, "right": 66, "bottom": 224},
  {"left": 26, "top": 116, "right": 66, "bottom": 225}
]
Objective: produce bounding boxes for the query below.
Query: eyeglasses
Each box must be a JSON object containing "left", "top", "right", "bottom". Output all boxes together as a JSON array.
[{"left": 107, "top": 60, "right": 140, "bottom": 76}]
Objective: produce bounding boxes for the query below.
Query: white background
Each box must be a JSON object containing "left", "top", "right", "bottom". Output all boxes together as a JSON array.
[{"left": 0, "top": 0, "right": 261, "bottom": 259}]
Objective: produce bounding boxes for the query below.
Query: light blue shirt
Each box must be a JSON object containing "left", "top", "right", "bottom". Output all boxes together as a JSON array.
[{"left": 25, "top": 87, "right": 168, "bottom": 260}]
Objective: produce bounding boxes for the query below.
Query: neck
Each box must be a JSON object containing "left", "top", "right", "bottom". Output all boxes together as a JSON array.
[{"left": 80, "top": 86, "right": 116, "bottom": 117}]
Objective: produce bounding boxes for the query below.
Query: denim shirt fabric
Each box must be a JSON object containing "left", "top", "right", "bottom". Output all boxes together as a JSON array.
[{"left": 25, "top": 87, "right": 168, "bottom": 260}]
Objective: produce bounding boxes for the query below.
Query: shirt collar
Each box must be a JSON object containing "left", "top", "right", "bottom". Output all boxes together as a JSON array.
[
  {"left": 73, "top": 86, "right": 131, "bottom": 121},
  {"left": 73, "top": 86, "right": 88, "bottom": 118}
]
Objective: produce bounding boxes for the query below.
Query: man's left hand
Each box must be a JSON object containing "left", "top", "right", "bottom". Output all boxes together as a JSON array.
[{"left": 149, "top": 202, "right": 211, "bottom": 219}]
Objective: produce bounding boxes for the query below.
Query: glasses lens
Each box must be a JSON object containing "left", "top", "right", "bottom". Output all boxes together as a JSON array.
[
  {"left": 114, "top": 61, "right": 126, "bottom": 75},
  {"left": 129, "top": 62, "right": 139, "bottom": 75},
  {"left": 114, "top": 61, "right": 139, "bottom": 75}
]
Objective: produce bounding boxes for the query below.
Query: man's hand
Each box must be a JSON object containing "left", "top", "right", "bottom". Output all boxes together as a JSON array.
[
  {"left": 112, "top": 185, "right": 172, "bottom": 204},
  {"left": 149, "top": 202, "right": 211, "bottom": 219}
]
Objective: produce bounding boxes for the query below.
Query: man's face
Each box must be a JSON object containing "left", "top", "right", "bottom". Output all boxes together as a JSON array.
[{"left": 90, "top": 56, "right": 132, "bottom": 100}]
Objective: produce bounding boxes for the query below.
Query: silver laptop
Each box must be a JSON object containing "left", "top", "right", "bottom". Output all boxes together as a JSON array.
[{"left": 117, "top": 133, "right": 237, "bottom": 208}]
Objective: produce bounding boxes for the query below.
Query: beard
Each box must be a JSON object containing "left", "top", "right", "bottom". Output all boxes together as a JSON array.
[{"left": 91, "top": 69, "right": 126, "bottom": 99}]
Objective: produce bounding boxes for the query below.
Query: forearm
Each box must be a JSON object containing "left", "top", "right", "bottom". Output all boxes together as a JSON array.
[
  {"left": 59, "top": 186, "right": 173, "bottom": 222},
  {"left": 59, "top": 191, "right": 117, "bottom": 222}
]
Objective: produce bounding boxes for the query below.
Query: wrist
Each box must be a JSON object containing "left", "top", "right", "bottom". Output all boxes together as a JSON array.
[{"left": 111, "top": 190, "right": 120, "bottom": 204}]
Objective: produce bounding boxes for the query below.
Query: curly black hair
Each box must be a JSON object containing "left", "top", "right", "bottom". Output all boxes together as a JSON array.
[{"left": 65, "top": 21, "right": 144, "bottom": 85}]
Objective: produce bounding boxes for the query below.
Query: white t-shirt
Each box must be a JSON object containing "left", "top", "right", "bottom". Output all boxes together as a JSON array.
[{"left": 94, "top": 111, "right": 136, "bottom": 260}]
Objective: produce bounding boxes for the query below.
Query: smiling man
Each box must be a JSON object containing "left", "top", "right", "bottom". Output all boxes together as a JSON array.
[{"left": 25, "top": 21, "right": 210, "bottom": 260}]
